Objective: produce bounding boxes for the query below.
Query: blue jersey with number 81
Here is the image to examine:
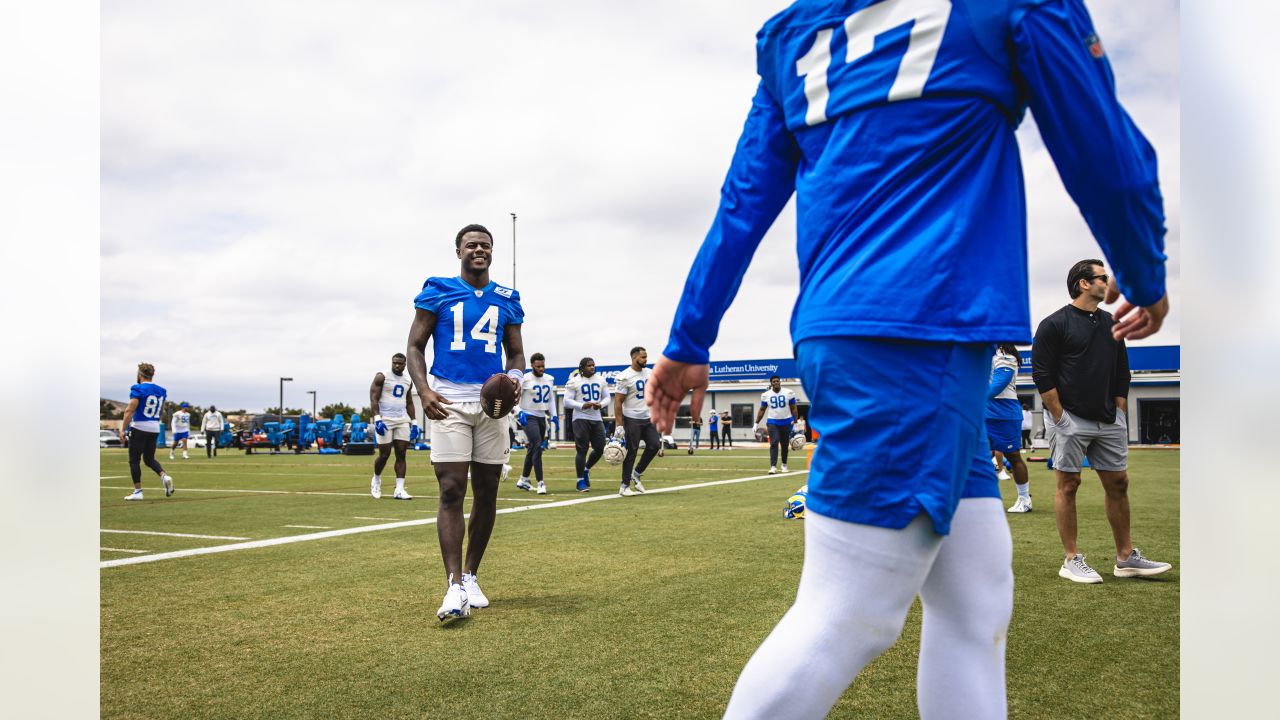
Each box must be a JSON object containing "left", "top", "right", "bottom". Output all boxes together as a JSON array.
[
  {"left": 414, "top": 276, "right": 524, "bottom": 384},
  {"left": 129, "top": 382, "right": 168, "bottom": 433}
]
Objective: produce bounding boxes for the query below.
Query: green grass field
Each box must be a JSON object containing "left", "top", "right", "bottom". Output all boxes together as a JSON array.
[{"left": 100, "top": 445, "right": 1178, "bottom": 719}]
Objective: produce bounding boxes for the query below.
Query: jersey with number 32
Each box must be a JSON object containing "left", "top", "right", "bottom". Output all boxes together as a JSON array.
[
  {"left": 663, "top": 0, "right": 1166, "bottom": 364},
  {"left": 414, "top": 276, "right": 524, "bottom": 385},
  {"left": 520, "top": 372, "right": 557, "bottom": 417}
]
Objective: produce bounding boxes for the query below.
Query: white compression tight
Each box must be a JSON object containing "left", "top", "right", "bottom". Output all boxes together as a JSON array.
[{"left": 723, "top": 498, "right": 1013, "bottom": 720}]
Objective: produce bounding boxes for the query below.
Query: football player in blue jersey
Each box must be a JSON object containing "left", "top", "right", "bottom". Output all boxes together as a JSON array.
[
  {"left": 647, "top": 2, "right": 1169, "bottom": 717},
  {"left": 407, "top": 224, "right": 526, "bottom": 622},
  {"left": 119, "top": 362, "right": 175, "bottom": 500}
]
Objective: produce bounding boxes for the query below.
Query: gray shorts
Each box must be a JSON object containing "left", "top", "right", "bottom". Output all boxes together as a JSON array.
[{"left": 1047, "top": 408, "right": 1129, "bottom": 473}]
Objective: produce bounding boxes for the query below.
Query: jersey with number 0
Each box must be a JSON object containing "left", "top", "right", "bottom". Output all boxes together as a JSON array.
[
  {"left": 414, "top": 276, "right": 524, "bottom": 385},
  {"left": 614, "top": 366, "right": 652, "bottom": 420},
  {"left": 520, "top": 372, "right": 556, "bottom": 417},
  {"left": 129, "top": 382, "right": 167, "bottom": 433},
  {"left": 761, "top": 388, "right": 797, "bottom": 425},
  {"left": 663, "top": 0, "right": 1166, "bottom": 364},
  {"left": 564, "top": 373, "right": 610, "bottom": 423},
  {"left": 379, "top": 369, "right": 414, "bottom": 418},
  {"left": 171, "top": 411, "right": 191, "bottom": 433}
]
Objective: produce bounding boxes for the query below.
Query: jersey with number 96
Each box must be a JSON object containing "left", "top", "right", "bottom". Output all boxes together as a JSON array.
[{"left": 414, "top": 276, "right": 524, "bottom": 384}]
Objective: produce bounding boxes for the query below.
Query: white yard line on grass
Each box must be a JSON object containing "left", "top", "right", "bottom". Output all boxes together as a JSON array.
[
  {"left": 352, "top": 516, "right": 402, "bottom": 521},
  {"left": 101, "top": 547, "right": 147, "bottom": 554},
  {"left": 101, "top": 529, "right": 250, "bottom": 540},
  {"left": 99, "top": 470, "right": 808, "bottom": 569},
  {"left": 283, "top": 525, "right": 331, "bottom": 529}
]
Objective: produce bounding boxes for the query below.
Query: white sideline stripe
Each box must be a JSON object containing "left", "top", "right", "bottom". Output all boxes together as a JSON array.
[
  {"left": 101, "top": 529, "right": 250, "bottom": 540},
  {"left": 100, "top": 476, "right": 126, "bottom": 480},
  {"left": 101, "top": 485, "right": 371, "bottom": 497},
  {"left": 101, "top": 547, "right": 147, "bottom": 554},
  {"left": 99, "top": 470, "right": 807, "bottom": 569},
  {"left": 283, "top": 525, "right": 331, "bottom": 529},
  {"left": 352, "top": 516, "right": 401, "bottom": 521}
]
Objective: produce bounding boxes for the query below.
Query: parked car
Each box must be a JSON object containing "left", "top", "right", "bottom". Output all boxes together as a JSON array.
[{"left": 100, "top": 429, "right": 122, "bottom": 448}]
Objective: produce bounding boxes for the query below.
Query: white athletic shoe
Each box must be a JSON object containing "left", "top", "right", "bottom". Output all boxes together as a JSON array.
[
  {"left": 631, "top": 477, "right": 646, "bottom": 494},
  {"left": 436, "top": 582, "right": 470, "bottom": 621},
  {"left": 1007, "top": 496, "right": 1032, "bottom": 513},
  {"left": 393, "top": 489, "right": 413, "bottom": 500},
  {"left": 124, "top": 489, "right": 143, "bottom": 501},
  {"left": 182, "top": 451, "right": 189, "bottom": 460},
  {"left": 780, "top": 463, "right": 789, "bottom": 473},
  {"left": 501, "top": 464, "right": 512, "bottom": 481},
  {"left": 1059, "top": 554, "right": 1103, "bottom": 584},
  {"left": 768, "top": 466, "right": 778, "bottom": 475},
  {"left": 997, "top": 469, "right": 1011, "bottom": 480},
  {"left": 536, "top": 481, "right": 547, "bottom": 495},
  {"left": 162, "top": 474, "right": 174, "bottom": 498},
  {"left": 515, "top": 478, "right": 533, "bottom": 491},
  {"left": 1114, "top": 548, "right": 1172, "bottom": 578},
  {"left": 370, "top": 476, "right": 382, "bottom": 499},
  {"left": 461, "top": 573, "right": 490, "bottom": 608},
  {"left": 169, "top": 452, "right": 174, "bottom": 460},
  {"left": 619, "top": 483, "right": 635, "bottom": 497}
]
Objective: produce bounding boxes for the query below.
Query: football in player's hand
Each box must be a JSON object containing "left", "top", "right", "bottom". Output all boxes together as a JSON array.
[{"left": 481, "top": 373, "right": 519, "bottom": 419}]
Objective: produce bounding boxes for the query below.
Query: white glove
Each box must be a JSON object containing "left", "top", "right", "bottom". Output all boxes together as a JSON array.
[{"left": 613, "top": 426, "right": 626, "bottom": 440}]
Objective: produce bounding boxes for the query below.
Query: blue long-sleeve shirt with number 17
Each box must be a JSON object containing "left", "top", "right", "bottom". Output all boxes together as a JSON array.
[{"left": 663, "top": 0, "right": 1166, "bottom": 365}]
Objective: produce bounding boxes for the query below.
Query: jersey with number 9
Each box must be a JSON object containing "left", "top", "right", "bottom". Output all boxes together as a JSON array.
[{"left": 414, "top": 276, "right": 524, "bottom": 384}]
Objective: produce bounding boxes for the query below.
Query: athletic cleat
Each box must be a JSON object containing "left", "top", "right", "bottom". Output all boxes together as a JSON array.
[
  {"left": 1007, "top": 496, "right": 1032, "bottom": 513},
  {"left": 162, "top": 474, "right": 174, "bottom": 497},
  {"left": 1059, "top": 554, "right": 1103, "bottom": 584},
  {"left": 393, "top": 489, "right": 413, "bottom": 500},
  {"left": 768, "top": 466, "right": 778, "bottom": 475},
  {"left": 1114, "top": 548, "right": 1172, "bottom": 578},
  {"left": 461, "top": 573, "right": 490, "bottom": 608},
  {"left": 687, "top": 448, "right": 694, "bottom": 455},
  {"left": 515, "top": 478, "right": 533, "bottom": 491},
  {"left": 182, "top": 451, "right": 189, "bottom": 460},
  {"left": 997, "top": 469, "right": 1011, "bottom": 480},
  {"left": 536, "top": 481, "right": 547, "bottom": 495},
  {"left": 619, "top": 483, "right": 635, "bottom": 497},
  {"left": 576, "top": 479, "right": 590, "bottom": 492},
  {"left": 169, "top": 452, "right": 174, "bottom": 460},
  {"left": 124, "top": 489, "right": 144, "bottom": 501},
  {"left": 370, "top": 476, "right": 382, "bottom": 500},
  {"left": 501, "top": 464, "right": 512, "bottom": 481},
  {"left": 780, "top": 463, "right": 789, "bottom": 473},
  {"left": 436, "top": 582, "right": 470, "bottom": 622},
  {"left": 631, "top": 477, "right": 646, "bottom": 494},
  {"left": 583, "top": 469, "right": 591, "bottom": 484}
]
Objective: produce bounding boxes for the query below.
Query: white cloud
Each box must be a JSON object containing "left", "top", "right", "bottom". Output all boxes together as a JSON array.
[{"left": 102, "top": 0, "right": 1180, "bottom": 410}]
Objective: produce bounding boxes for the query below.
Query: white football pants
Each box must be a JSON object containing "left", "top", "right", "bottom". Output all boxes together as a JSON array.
[{"left": 723, "top": 498, "right": 1013, "bottom": 720}]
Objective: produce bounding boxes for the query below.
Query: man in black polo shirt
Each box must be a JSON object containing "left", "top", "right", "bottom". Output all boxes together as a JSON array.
[{"left": 1033, "top": 259, "right": 1172, "bottom": 584}]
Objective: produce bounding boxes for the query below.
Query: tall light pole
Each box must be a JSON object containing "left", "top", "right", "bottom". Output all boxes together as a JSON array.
[
  {"left": 279, "top": 377, "right": 293, "bottom": 426},
  {"left": 510, "top": 212, "right": 517, "bottom": 289},
  {"left": 306, "top": 390, "right": 316, "bottom": 420}
]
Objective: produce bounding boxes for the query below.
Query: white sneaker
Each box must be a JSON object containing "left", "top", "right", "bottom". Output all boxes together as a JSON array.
[
  {"left": 536, "top": 481, "right": 547, "bottom": 495},
  {"left": 1059, "top": 553, "right": 1103, "bottom": 584},
  {"left": 768, "top": 466, "right": 778, "bottom": 475},
  {"left": 169, "top": 452, "right": 174, "bottom": 460},
  {"left": 501, "top": 464, "right": 512, "bottom": 481},
  {"left": 619, "top": 483, "right": 635, "bottom": 497},
  {"left": 997, "top": 469, "right": 1011, "bottom": 480},
  {"left": 515, "top": 478, "right": 533, "bottom": 491},
  {"left": 182, "top": 451, "right": 189, "bottom": 460},
  {"left": 124, "top": 489, "right": 143, "bottom": 501},
  {"left": 1007, "top": 496, "right": 1032, "bottom": 513},
  {"left": 393, "top": 489, "right": 413, "bottom": 500},
  {"left": 370, "top": 476, "right": 381, "bottom": 499},
  {"left": 162, "top": 474, "right": 175, "bottom": 497},
  {"left": 461, "top": 573, "right": 490, "bottom": 608},
  {"left": 436, "top": 582, "right": 470, "bottom": 621},
  {"left": 781, "top": 463, "right": 789, "bottom": 472},
  {"left": 631, "top": 477, "right": 646, "bottom": 494}
]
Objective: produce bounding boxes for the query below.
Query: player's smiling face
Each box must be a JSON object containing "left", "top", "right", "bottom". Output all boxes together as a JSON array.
[
  {"left": 771, "top": 378, "right": 781, "bottom": 391},
  {"left": 457, "top": 232, "right": 493, "bottom": 271},
  {"left": 531, "top": 359, "right": 545, "bottom": 376}
]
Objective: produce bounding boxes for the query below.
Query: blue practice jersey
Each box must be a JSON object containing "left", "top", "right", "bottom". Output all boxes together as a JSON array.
[
  {"left": 663, "top": 0, "right": 1166, "bottom": 363},
  {"left": 413, "top": 276, "right": 524, "bottom": 384},
  {"left": 129, "top": 382, "right": 167, "bottom": 433}
]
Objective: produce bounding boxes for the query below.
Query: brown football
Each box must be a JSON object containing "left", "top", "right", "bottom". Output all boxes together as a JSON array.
[{"left": 480, "top": 373, "right": 518, "bottom": 419}]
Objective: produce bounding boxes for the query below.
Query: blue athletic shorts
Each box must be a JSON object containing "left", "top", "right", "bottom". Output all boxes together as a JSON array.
[
  {"left": 985, "top": 418, "right": 1021, "bottom": 455},
  {"left": 173, "top": 431, "right": 189, "bottom": 441},
  {"left": 796, "top": 337, "right": 999, "bottom": 536}
]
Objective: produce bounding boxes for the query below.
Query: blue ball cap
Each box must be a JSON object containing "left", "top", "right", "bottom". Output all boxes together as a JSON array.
[{"left": 180, "top": 402, "right": 189, "bottom": 408}]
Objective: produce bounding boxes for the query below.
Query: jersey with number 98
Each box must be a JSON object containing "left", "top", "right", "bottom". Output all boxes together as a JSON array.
[{"left": 414, "top": 276, "right": 524, "bottom": 384}]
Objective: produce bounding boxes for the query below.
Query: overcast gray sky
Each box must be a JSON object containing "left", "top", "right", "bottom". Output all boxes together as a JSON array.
[{"left": 101, "top": 0, "right": 1180, "bottom": 412}]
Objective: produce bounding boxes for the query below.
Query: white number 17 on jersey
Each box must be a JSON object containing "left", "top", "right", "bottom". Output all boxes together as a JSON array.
[{"left": 796, "top": 0, "right": 952, "bottom": 126}]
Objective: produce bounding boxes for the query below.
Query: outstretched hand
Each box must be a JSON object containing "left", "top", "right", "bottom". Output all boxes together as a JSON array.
[
  {"left": 1106, "top": 277, "right": 1169, "bottom": 341},
  {"left": 646, "top": 356, "right": 709, "bottom": 434}
]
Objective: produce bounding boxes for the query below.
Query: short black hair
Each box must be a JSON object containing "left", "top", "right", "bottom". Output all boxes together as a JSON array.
[
  {"left": 456, "top": 223, "right": 493, "bottom": 248},
  {"left": 630, "top": 346, "right": 645, "bottom": 357},
  {"left": 392, "top": 353, "right": 406, "bottom": 361},
  {"left": 769, "top": 375, "right": 780, "bottom": 382},
  {"left": 530, "top": 352, "right": 545, "bottom": 363},
  {"left": 1067, "top": 259, "right": 1104, "bottom": 299},
  {"left": 578, "top": 357, "right": 595, "bottom": 371},
  {"left": 997, "top": 343, "right": 1021, "bottom": 359}
]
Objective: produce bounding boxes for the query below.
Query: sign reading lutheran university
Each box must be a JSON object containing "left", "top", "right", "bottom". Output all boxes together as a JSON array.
[{"left": 542, "top": 358, "right": 801, "bottom": 386}]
